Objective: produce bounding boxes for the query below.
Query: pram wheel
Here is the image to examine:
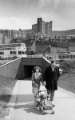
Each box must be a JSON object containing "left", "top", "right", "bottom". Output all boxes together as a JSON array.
[
  {"left": 36, "top": 106, "right": 43, "bottom": 112},
  {"left": 49, "top": 109, "right": 55, "bottom": 114}
]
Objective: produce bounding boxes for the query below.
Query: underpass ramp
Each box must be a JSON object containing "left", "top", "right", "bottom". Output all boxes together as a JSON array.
[{"left": 0, "top": 55, "right": 50, "bottom": 80}]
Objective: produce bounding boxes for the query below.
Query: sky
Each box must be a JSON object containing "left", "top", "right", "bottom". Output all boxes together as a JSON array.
[{"left": 0, "top": 0, "right": 75, "bottom": 30}]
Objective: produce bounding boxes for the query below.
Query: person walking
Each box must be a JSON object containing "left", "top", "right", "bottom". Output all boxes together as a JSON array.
[
  {"left": 43, "top": 60, "right": 61, "bottom": 109},
  {"left": 32, "top": 66, "right": 42, "bottom": 107}
]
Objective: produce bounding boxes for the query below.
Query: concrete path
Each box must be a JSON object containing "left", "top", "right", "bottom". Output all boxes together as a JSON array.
[{"left": 3, "top": 80, "right": 75, "bottom": 120}]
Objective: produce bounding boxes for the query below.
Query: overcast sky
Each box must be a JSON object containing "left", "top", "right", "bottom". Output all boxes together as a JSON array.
[{"left": 0, "top": 0, "right": 75, "bottom": 30}]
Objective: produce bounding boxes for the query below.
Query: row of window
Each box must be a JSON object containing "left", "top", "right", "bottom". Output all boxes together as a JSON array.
[
  {"left": 0, "top": 51, "right": 26, "bottom": 55},
  {"left": 10, "top": 51, "right": 26, "bottom": 54},
  {"left": 10, "top": 51, "right": 16, "bottom": 54}
]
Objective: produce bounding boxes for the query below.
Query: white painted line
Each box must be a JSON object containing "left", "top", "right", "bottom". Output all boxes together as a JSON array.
[{"left": 0, "top": 57, "right": 21, "bottom": 68}]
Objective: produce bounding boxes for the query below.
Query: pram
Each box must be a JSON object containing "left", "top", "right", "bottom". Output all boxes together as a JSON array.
[
  {"left": 35, "top": 90, "right": 55, "bottom": 115},
  {"left": 35, "top": 90, "right": 47, "bottom": 112},
  {"left": 35, "top": 84, "right": 52, "bottom": 113}
]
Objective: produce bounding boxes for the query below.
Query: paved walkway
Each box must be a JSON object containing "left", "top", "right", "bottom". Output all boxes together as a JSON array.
[{"left": 2, "top": 80, "right": 75, "bottom": 120}]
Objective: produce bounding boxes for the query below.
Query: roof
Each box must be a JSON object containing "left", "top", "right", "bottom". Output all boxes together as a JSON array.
[{"left": 0, "top": 43, "right": 26, "bottom": 50}]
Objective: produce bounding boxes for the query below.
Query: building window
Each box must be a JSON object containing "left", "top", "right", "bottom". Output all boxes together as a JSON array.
[
  {"left": 10, "top": 51, "right": 16, "bottom": 54},
  {"left": 18, "top": 51, "right": 22, "bottom": 54},
  {"left": 18, "top": 51, "right": 25, "bottom": 54},
  {"left": 22, "top": 51, "right": 25, "bottom": 54}
]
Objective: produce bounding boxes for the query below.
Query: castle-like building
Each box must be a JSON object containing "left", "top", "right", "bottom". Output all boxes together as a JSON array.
[
  {"left": 32, "top": 18, "right": 52, "bottom": 35},
  {"left": 32, "top": 18, "right": 75, "bottom": 40}
]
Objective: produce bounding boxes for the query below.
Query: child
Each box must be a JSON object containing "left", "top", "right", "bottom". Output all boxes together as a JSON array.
[{"left": 32, "top": 66, "right": 42, "bottom": 107}]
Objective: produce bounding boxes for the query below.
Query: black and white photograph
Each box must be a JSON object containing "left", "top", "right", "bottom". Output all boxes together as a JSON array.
[{"left": 0, "top": 0, "right": 75, "bottom": 120}]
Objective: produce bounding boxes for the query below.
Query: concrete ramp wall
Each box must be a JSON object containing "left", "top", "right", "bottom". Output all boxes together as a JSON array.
[
  {"left": 0, "top": 58, "right": 21, "bottom": 79},
  {"left": 0, "top": 56, "right": 50, "bottom": 80},
  {"left": 21, "top": 56, "right": 50, "bottom": 72}
]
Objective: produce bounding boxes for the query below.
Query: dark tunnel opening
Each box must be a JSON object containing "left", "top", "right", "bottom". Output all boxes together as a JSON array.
[{"left": 24, "top": 65, "right": 34, "bottom": 79}]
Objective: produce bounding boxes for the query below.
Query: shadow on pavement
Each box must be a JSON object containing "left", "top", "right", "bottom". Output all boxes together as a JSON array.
[
  {"left": 0, "top": 101, "right": 10, "bottom": 119},
  {"left": 23, "top": 103, "right": 48, "bottom": 115},
  {"left": 0, "top": 95, "right": 11, "bottom": 103},
  {"left": 0, "top": 94, "right": 33, "bottom": 103},
  {"left": 9, "top": 94, "right": 34, "bottom": 104},
  {"left": 0, "top": 94, "right": 34, "bottom": 118},
  {"left": 0, "top": 95, "right": 53, "bottom": 116},
  {"left": 24, "top": 102, "right": 54, "bottom": 115}
]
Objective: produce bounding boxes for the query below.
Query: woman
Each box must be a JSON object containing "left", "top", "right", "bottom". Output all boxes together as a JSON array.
[{"left": 32, "top": 66, "right": 42, "bottom": 107}]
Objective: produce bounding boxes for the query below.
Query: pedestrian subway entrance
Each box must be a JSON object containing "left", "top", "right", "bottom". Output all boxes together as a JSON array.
[{"left": 24, "top": 65, "right": 34, "bottom": 79}]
